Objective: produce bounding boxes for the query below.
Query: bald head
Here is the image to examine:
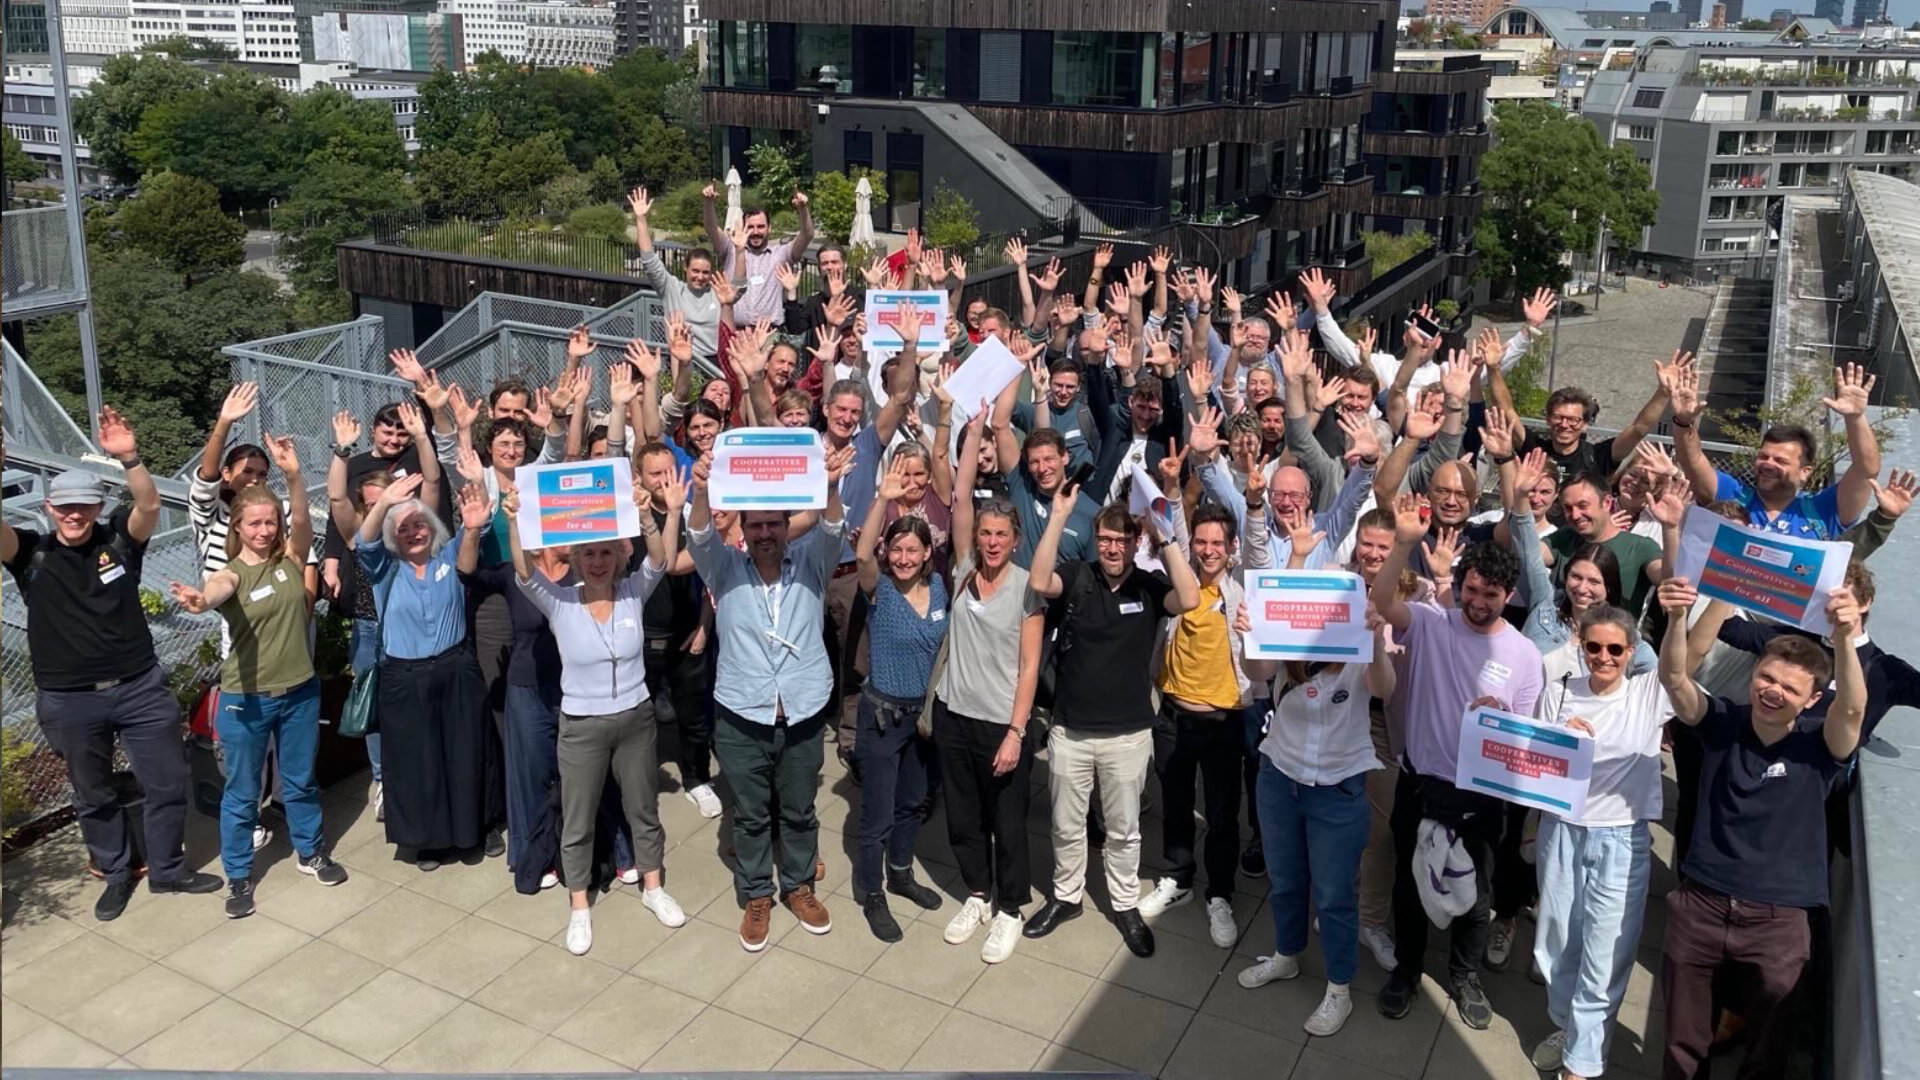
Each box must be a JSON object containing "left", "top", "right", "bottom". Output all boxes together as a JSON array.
[
  {"left": 1427, "top": 460, "right": 1479, "bottom": 526},
  {"left": 1267, "top": 463, "right": 1313, "bottom": 520}
]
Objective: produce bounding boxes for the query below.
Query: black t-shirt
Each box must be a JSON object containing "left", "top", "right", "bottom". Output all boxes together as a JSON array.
[
  {"left": 1682, "top": 695, "right": 1845, "bottom": 908},
  {"left": 1715, "top": 621, "right": 1920, "bottom": 743},
  {"left": 1522, "top": 430, "right": 1618, "bottom": 486},
  {"left": 462, "top": 563, "right": 564, "bottom": 696},
  {"left": 5, "top": 508, "right": 159, "bottom": 690},
  {"left": 1052, "top": 560, "right": 1174, "bottom": 735},
  {"left": 635, "top": 508, "right": 702, "bottom": 642},
  {"left": 322, "top": 445, "right": 428, "bottom": 612}
]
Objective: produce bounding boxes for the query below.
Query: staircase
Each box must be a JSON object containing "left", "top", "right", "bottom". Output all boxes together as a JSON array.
[{"left": 1694, "top": 276, "right": 1773, "bottom": 435}]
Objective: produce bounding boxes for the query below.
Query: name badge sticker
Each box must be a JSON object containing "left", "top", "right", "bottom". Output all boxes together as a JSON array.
[
  {"left": 273, "top": 568, "right": 288, "bottom": 583},
  {"left": 434, "top": 563, "right": 451, "bottom": 582},
  {"left": 98, "top": 564, "right": 126, "bottom": 585},
  {"left": 1118, "top": 601, "right": 1145, "bottom": 615},
  {"left": 616, "top": 618, "right": 637, "bottom": 631},
  {"left": 248, "top": 584, "right": 276, "bottom": 602},
  {"left": 930, "top": 609, "right": 946, "bottom": 622}
]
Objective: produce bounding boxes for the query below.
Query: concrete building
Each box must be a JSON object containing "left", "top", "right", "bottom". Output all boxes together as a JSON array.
[
  {"left": 307, "top": 8, "right": 463, "bottom": 70},
  {"left": 59, "top": 0, "right": 133, "bottom": 55},
  {"left": 1581, "top": 42, "right": 1920, "bottom": 278},
  {"left": 125, "top": 0, "right": 301, "bottom": 63},
  {"left": 294, "top": 0, "right": 442, "bottom": 63},
  {"left": 523, "top": 1, "right": 613, "bottom": 68},
  {"left": 1480, "top": 5, "right": 1787, "bottom": 99},
  {"left": 1424, "top": 0, "right": 1507, "bottom": 31},
  {"left": 436, "top": 0, "right": 525, "bottom": 63}
]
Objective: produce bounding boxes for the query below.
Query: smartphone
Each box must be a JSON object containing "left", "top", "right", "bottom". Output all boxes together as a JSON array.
[
  {"left": 1407, "top": 311, "right": 1443, "bottom": 340},
  {"left": 1067, "top": 461, "right": 1096, "bottom": 492}
]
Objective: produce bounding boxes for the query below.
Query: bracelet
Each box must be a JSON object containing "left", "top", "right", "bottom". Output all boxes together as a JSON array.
[
  {"left": 333, "top": 445, "right": 354, "bottom": 460},
  {"left": 1490, "top": 451, "right": 1516, "bottom": 465},
  {"left": 1671, "top": 417, "right": 1694, "bottom": 429},
  {"left": 1008, "top": 725, "right": 1027, "bottom": 738},
  {"left": 119, "top": 454, "right": 144, "bottom": 469}
]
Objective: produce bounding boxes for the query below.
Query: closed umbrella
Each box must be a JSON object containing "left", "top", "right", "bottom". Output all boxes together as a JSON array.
[
  {"left": 724, "top": 167, "right": 743, "bottom": 234},
  {"left": 850, "top": 175, "right": 876, "bottom": 248}
]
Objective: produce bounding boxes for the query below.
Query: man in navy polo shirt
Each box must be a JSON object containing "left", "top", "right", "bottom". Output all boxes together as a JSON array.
[
  {"left": 1654, "top": 576, "right": 1867, "bottom": 1080},
  {"left": 1670, "top": 362, "right": 1879, "bottom": 540}
]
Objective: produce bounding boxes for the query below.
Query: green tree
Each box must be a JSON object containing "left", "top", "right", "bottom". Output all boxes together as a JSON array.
[
  {"left": 1709, "top": 371, "right": 1909, "bottom": 482},
  {"left": 809, "top": 169, "right": 886, "bottom": 245},
  {"left": 282, "top": 86, "right": 407, "bottom": 175},
  {"left": 139, "top": 34, "right": 236, "bottom": 59},
  {"left": 111, "top": 170, "right": 244, "bottom": 280},
  {"left": 71, "top": 52, "right": 209, "bottom": 185},
  {"left": 1363, "top": 229, "right": 1433, "bottom": 275},
  {"left": 584, "top": 155, "right": 624, "bottom": 203},
  {"left": 3, "top": 130, "right": 39, "bottom": 188},
  {"left": 1474, "top": 100, "right": 1658, "bottom": 298},
  {"left": 922, "top": 183, "right": 981, "bottom": 251},
  {"left": 273, "top": 159, "right": 420, "bottom": 317},
  {"left": 1737, "top": 18, "right": 1775, "bottom": 29},
  {"left": 615, "top": 111, "right": 701, "bottom": 191},
  {"left": 129, "top": 73, "right": 292, "bottom": 208},
  {"left": 744, "top": 140, "right": 807, "bottom": 205}
]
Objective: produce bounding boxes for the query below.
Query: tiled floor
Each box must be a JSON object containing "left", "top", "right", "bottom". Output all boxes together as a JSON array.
[{"left": 1, "top": 749, "right": 1669, "bottom": 1078}]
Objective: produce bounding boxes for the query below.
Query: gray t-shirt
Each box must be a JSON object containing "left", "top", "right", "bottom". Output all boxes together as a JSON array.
[{"left": 937, "top": 556, "right": 1044, "bottom": 724}]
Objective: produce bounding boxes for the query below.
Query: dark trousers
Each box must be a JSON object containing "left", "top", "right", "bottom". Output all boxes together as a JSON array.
[
  {"left": 1492, "top": 801, "right": 1536, "bottom": 920},
  {"left": 1241, "top": 699, "right": 1270, "bottom": 841},
  {"left": 713, "top": 705, "right": 825, "bottom": 903},
  {"left": 37, "top": 665, "right": 189, "bottom": 885},
  {"left": 502, "top": 682, "right": 560, "bottom": 884},
  {"left": 472, "top": 593, "right": 511, "bottom": 830},
  {"left": 933, "top": 700, "right": 1033, "bottom": 916},
  {"left": 1670, "top": 723, "right": 1703, "bottom": 869},
  {"left": 1389, "top": 767, "right": 1504, "bottom": 983},
  {"left": 852, "top": 688, "right": 932, "bottom": 897},
  {"left": 378, "top": 646, "right": 489, "bottom": 854},
  {"left": 645, "top": 635, "right": 714, "bottom": 786},
  {"left": 1660, "top": 881, "right": 1812, "bottom": 1080},
  {"left": 1153, "top": 700, "right": 1243, "bottom": 900},
  {"left": 826, "top": 569, "right": 869, "bottom": 751}
]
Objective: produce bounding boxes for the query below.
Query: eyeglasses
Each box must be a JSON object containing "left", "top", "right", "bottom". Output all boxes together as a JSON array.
[{"left": 1581, "top": 640, "right": 1628, "bottom": 658}]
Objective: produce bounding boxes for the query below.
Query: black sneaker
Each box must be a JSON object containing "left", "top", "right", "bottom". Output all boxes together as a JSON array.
[
  {"left": 885, "top": 865, "right": 943, "bottom": 911},
  {"left": 862, "top": 892, "right": 903, "bottom": 943},
  {"left": 95, "top": 878, "right": 137, "bottom": 922},
  {"left": 484, "top": 829, "right": 506, "bottom": 859},
  {"left": 225, "top": 878, "right": 256, "bottom": 919},
  {"left": 150, "top": 871, "right": 224, "bottom": 895},
  {"left": 299, "top": 853, "right": 349, "bottom": 886},
  {"left": 1450, "top": 972, "right": 1493, "bottom": 1030},
  {"left": 1378, "top": 972, "right": 1417, "bottom": 1019},
  {"left": 1240, "top": 841, "right": 1266, "bottom": 878}
]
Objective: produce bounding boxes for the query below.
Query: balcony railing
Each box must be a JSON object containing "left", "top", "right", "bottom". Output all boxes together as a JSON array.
[{"left": 1, "top": 205, "right": 80, "bottom": 315}]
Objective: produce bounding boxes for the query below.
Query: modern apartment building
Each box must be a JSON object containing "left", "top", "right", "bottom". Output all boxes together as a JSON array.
[
  {"left": 700, "top": 1, "right": 1489, "bottom": 321},
  {"left": 60, "top": 0, "right": 133, "bottom": 54},
  {"left": 307, "top": 8, "right": 464, "bottom": 70},
  {"left": 436, "top": 0, "right": 524, "bottom": 64},
  {"left": 126, "top": 0, "right": 301, "bottom": 62},
  {"left": 1582, "top": 43, "right": 1920, "bottom": 277}
]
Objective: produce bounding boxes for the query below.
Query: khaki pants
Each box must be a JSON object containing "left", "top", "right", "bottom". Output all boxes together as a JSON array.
[
  {"left": 1359, "top": 762, "right": 1398, "bottom": 929},
  {"left": 1048, "top": 726, "right": 1153, "bottom": 910}
]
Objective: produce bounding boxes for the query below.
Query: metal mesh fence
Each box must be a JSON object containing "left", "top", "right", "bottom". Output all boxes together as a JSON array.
[
  {"left": 2, "top": 339, "right": 95, "bottom": 462},
  {"left": 0, "top": 206, "right": 78, "bottom": 309}
]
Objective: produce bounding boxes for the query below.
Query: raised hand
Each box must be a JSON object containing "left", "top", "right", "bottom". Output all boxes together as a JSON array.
[
  {"left": 1278, "top": 328, "right": 1315, "bottom": 382},
  {"left": 1633, "top": 439, "right": 1679, "bottom": 479},
  {"left": 500, "top": 484, "right": 521, "bottom": 516},
  {"left": 904, "top": 227, "right": 923, "bottom": 264},
  {"left": 263, "top": 431, "right": 301, "bottom": 474},
  {"left": 1523, "top": 287, "right": 1558, "bottom": 329},
  {"left": 449, "top": 384, "right": 480, "bottom": 431},
  {"left": 1472, "top": 326, "right": 1503, "bottom": 369},
  {"left": 1827, "top": 585, "right": 1863, "bottom": 638},
  {"left": 1148, "top": 246, "right": 1171, "bottom": 276},
  {"left": 220, "top": 382, "right": 260, "bottom": 424},
  {"left": 1654, "top": 349, "right": 1695, "bottom": 397},
  {"left": 812, "top": 324, "right": 843, "bottom": 367},
  {"left": 1192, "top": 266, "right": 1217, "bottom": 308},
  {"left": 567, "top": 325, "right": 593, "bottom": 362},
  {"left": 826, "top": 443, "right": 857, "bottom": 484},
  {"left": 378, "top": 471, "right": 425, "bottom": 507},
  {"left": 1125, "top": 260, "right": 1150, "bottom": 299},
  {"left": 331, "top": 410, "right": 361, "bottom": 448},
  {"left": 1157, "top": 437, "right": 1187, "bottom": 492},
  {"left": 791, "top": 189, "right": 810, "bottom": 209},
  {"left": 861, "top": 255, "right": 888, "bottom": 288},
  {"left": 1403, "top": 401, "right": 1443, "bottom": 442},
  {"left": 625, "top": 338, "right": 664, "bottom": 383},
  {"left": 1222, "top": 287, "right": 1243, "bottom": 319},
  {"left": 456, "top": 446, "right": 486, "bottom": 483},
  {"left": 1092, "top": 243, "right": 1114, "bottom": 271},
  {"left": 457, "top": 481, "right": 493, "bottom": 531},
  {"left": 1185, "top": 350, "right": 1214, "bottom": 402},
  {"left": 1658, "top": 575, "right": 1698, "bottom": 613},
  {"left": 1479, "top": 407, "right": 1515, "bottom": 459},
  {"left": 526, "top": 387, "right": 555, "bottom": 431},
  {"left": 894, "top": 300, "right": 926, "bottom": 351},
  {"left": 1052, "top": 295, "right": 1081, "bottom": 327},
  {"left": 415, "top": 369, "right": 451, "bottom": 413},
  {"left": 948, "top": 254, "right": 967, "bottom": 283},
  {"left": 98, "top": 405, "right": 138, "bottom": 459},
  {"left": 1823, "top": 362, "right": 1875, "bottom": 417},
  {"left": 1051, "top": 479, "right": 1080, "bottom": 520},
  {"left": 1439, "top": 348, "right": 1474, "bottom": 403},
  {"left": 1105, "top": 280, "right": 1132, "bottom": 319},
  {"left": 1648, "top": 474, "right": 1694, "bottom": 527},
  {"left": 774, "top": 260, "right": 801, "bottom": 297},
  {"left": 922, "top": 249, "right": 950, "bottom": 287},
  {"left": 1032, "top": 257, "right": 1064, "bottom": 293},
  {"left": 1263, "top": 292, "right": 1297, "bottom": 332},
  {"left": 169, "top": 581, "right": 211, "bottom": 615},
  {"left": 1280, "top": 505, "right": 1324, "bottom": 555},
  {"left": 709, "top": 271, "right": 737, "bottom": 307},
  {"left": 878, "top": 456, "right": 911, "bottom": 502},
  {"left": 1188, "top": 404, "right": 1224, "bottom": 460},
  {"left": 1870, "top": 468, "right": 1917, "bottom": 519},
  {"left": 1300, "top": 266, "right": 1335, "bottom": 312},
  {"left": 1512, "top": 447, "right": 1549, "bottom": 501},
  {"left": 659, "top": 472, "right": 687, "bottom": 515},
  {"left": 630, "top": 187, "right": 654, "bottom": 218},
  {"left": 1357, "top": 323, "right": 1379, "bottom": 358},
  {"left": 1391, "top": 492, "right": 1427, "bottom": 543},
  {"left": 389, "top": 347, "right": 426, "bottom": 385},
  {"left": 609, "top": 361, "right": 639, "bottom": 408},
  {"left": 1669, "top": 358, "right": 1701, "bottom": 422},
  {"left": 395, "top": 400, "right": 429, "bottom": 441},
  {"left": 1242, "top": 450, "right": 1267, "bottom": 505},
  {"left": 1339, "top": 409, "right": 1381, "bottom": 464},
  {"left": 1002, "top": 237, "right": 1028, "bottom": 268},
  {"left": 691, "top": 452, "right": 712, "bottom": 492}
]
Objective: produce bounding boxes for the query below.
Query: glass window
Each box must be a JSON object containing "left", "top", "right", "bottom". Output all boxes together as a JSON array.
[
  {"left": 911, "top": 27, "right": 945, "bottom": 98},
  {"left": 1158, "top": 32, "right": 1178, "bottom": 108},
  {"left": 722, "top": 21, "right": 768, "bottom": 89},
  {"left": 795, "top": 25, "right": 850, "bottom": 93},
  {"left": 1179, "top": 32, "right": 1213, "bottom": 105},
  {"left": 1053, "top": 31, "right": 1148, "bottom": 107}
]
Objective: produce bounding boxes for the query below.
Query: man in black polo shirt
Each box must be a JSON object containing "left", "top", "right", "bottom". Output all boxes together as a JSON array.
[
  {"left": 2, "top": 418, "right": 224, "bottom": 921},
  {"left": 1023, "top": 492, "right": 1200, "bottom": 957},
  {"left": 1655, "top": 576, "right": 1866, "bottom": 1080}
]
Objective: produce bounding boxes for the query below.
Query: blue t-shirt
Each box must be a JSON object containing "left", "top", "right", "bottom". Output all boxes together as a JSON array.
[
  {"left": 1713, "top": 471, "right": 1847, "bottom": 541},
  {"left": 356, "top": 529, "right": 470, "bottom": 660}
]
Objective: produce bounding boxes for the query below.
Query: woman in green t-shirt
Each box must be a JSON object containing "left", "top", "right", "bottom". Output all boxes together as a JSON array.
[{"left": 172, "top": 435, "right": 348, "bottom": 920}]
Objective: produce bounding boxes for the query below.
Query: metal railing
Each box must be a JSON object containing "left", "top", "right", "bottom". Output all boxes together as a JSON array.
[{"left": 1, "top": 205, "right": 78, "bottom": 312}]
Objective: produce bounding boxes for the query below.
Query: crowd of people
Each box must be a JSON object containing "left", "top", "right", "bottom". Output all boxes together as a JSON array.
[{"left": 7, "top": 181, "right": 1920, "bottom": 1080}]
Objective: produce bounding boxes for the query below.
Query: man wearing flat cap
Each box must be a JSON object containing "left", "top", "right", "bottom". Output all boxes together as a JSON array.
[{"left": 3, "top": 408, "right": 224, "bottom": 921}]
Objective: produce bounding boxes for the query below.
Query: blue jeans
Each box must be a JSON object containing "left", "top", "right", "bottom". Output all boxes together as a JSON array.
[
  {"left": 1255, "top": 757, "right": 1372, "bottom": 985},
  {"left": 216, "top": 679, "right": 324, "bottom": 880},
  {"left": 503, "top": 682, "right": 560, "bottom": 879},
  {"left": 852, "top": 688, "right": 932, "bottom": 897},
  {"left": 350, "top": 617, "right": 382, "bottom": 782},
  {"left": 1533, "top": 817, "right": 1652, "bottom": 1077}
]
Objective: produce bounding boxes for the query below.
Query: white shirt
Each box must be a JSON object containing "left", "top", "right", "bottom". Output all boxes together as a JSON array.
[
  {"left": 1109, "top": 435, "right": 1150, "bottom": 502},
  {"left": 1259, "top": 662, "right": 1383, "bottom": 786},
  {"left": 1537, "top": 669, "right": 1672, "bottom": 828}
]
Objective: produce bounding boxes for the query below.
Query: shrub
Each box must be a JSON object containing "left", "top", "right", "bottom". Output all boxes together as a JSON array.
[
  {"left": 922, "top": 183, "right": 981, "bottom": 251},
  {"left": 1364, "top": 229, "right": 1434, "bottom": 275},
  {"left": 810, "top": 168, "right": 887, "bottom": 244},
  {"left": 567, "top": 203, "right": 630, "bottom": 246}
]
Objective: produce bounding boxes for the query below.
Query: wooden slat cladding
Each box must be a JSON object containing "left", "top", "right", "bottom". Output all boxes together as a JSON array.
[
  {"left": 1326, "top": 174, "right": 1375, "bottom": 214},
  {"left": 702, "top": 88, "right": 815, "bottom": 131},
  {"left": 1294, "top": 90, "right": 1372, "bottom": 131},
  {"left": 1371, "top": 190, "right": 1484, "bottom": 220},
  {"left": 698, "top": 0, "right": 1381, "bottom": 33},
  {"left": 339, "top": 242, "right": 649, "bottom": 311},
  {"left": 1266, "top": 189, "right": 1331, "bottom": 232},
  {"left": 1362, "top": 129, "right": 1491, "bottom": 158},
  {"left": 1345, "top": 249, "right": 1450, "bottom": 321},
  {"left": 1376, "top": 68, "right": 1492, "bottom": 95},
  {"left": 1179, "top": 217, "right": 1264, "bottom": 261},
  {"left": 1325, "top": 256, "right": 1373, "bottom": 296}
]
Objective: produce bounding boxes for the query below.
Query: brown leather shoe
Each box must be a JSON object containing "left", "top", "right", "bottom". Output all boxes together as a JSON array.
[
  {"left": 740, "top": 896, "right": 775, "bottom": 953},
  {"left": 783, "top": 883, "right": 833, "bottom": 935}
]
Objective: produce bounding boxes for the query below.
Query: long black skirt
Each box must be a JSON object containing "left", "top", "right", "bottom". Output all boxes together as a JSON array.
[{"left": 377, "top": 645, "right": 489, "bottom": 853}]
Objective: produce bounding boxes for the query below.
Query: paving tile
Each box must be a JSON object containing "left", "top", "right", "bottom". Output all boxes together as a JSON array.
[
  {"left": 240, "top": 1029, "right": 380, "bottom": 1072},
  {"left": 774, "top": 1040, "right": 874, "bottom": 1072},
  {"left": 660, "top": 841, "right": 743, "bottom": 916},
  {"left": 383, "top": 1001, "right": 544, "bottom": 1072},
  {"left": 231, "top": 938, "right": 383, "bottom": 1027},
  {"left": 1101, "top": 921, "right": 1231, "bottom": 1008},
  {"left": 1274, "top": 979, "right": 1449, "bottom": 1080},
  {"left": 561, "top": 889, "right": 680, "bottom": 970},
  {"left": 401, "top": 854, "right": 514, "bottom": 912},
  {"left": 1036, "top": 1042, "right": 1129, "bottom": 1071},
  {"left": 1, "top": 1017, "right": 118, "bottom": 1068},
  {"left": 1014, "top": 902, "right": 1125, "bottom": 976},
  {"left": 124, "top": 996, "right": 292, "bottom": 1070},
  {"left": 775, "top": 902, "right": 893, "bottom": 973},
  {"left": 1425, "top": 1017, "right": 1541, "bottom": 1080},
  {"left": 551, "top": 975, "right": 705, "bottom": 1068},
  {"left": 0, "top": 911, "right": 86, "bottom": 974},
  {"left": 1148, "top": 887, "right": 1265, "bottom": 950},
  {"left": 504, "top": 1035, "right": 626, "bottom": 1073},
  {"left": 641, "top": 1006, "right": 796, "bottom": 1072},
  {"left": 303, "top": 968, "right": 460, "bottom": 1064},
  {"left": 955, "top": 951, "right": 1096, "bottom": 1042},
  {"left": 1161, "top": 1011, "right": 1304, "bottom": 1080},
  {"left": 473, "top": 884, "right": 568, "bottom": 940},
  {"left": 93, "top": 889, "right": 233, "bottom": 960},
  {"left": 865, "top": 917, "right": 990, "bottom": 1005},
  {"left": 252, "top": 866, "right": 397, "bottom": 937},
  {"left": 64, "top": 962, "right": 219, "bottom": 1055},
  {"left": 1, "top": 996, "right": 45, "bottom": 1049},
  {"left": 470, "top": 943, "right": 619, "bottom": 1032},
  {"left": 394, "top": 914, "right": 542, "bottom": 997},
  {"left": 2, "top": 931, "right": 150, "bottom": 1018},
  {"left": 320, "top": 886, "right": 465, "bottom": 966},
  {"left": 162, "top": 913, "right": 311, "bottom": 992},
  {"left": 904, "top": 1007, "right": 1048, "bottom": 1072},
  {"left": 803, "top": 977, "right": 948, "bottom": 1070},
  {"left": 715, "top": 947, "right": 857, "bottom": 1036},
  {"left": 630, "top": 917, "right": 761, "bottom": 1002},
  {"left": 1290, "top": 1044, "right": 1402, "bottom": 1080},
  {"left": 1056, "top": 980, "right": 1195, "bottom": 1076}
]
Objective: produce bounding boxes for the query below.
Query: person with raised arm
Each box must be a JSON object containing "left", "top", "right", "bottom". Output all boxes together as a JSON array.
[
  {"left": 704, "top": 181, "right": 814, "bottom": 328},
  {"left": 630, "top": 186, "right": 720, "bottom": 359},
  {"left": 170, "top": 434, "right": 346, "bottom": 919},
  {"left": 4, "top": 409, "right": 223, "bottom": 920},
  {"left": 1654, "top": 576, "right": 1865, "bottom": 1080}
]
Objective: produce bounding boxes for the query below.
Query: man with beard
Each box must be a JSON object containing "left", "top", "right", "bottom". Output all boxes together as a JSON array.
[
  {"left": 1370, "top": 502, "right": 1543, "bottom": 1030},
  {"left": 704, "top": 184, "right": 815, "bottom": 328},
  {"left": 1548, "top": 472, "right": 1664, "bottom": 617},
  {"left": 1672, "top": 361, "right": 1880, "bottom": 540}
]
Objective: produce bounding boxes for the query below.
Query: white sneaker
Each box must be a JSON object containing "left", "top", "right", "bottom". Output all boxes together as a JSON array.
[
  {"left": 685, "top": 783, "right": 723, "bottom": 819},
  {"left": 1303, "top": 985, "right": 1354, "bottom": 1037},
  {"left": 1530, "top": 1029, "right": 1568, "bottom": 1072},
  {"left": 943, "top": 895, "right": 991, "bottom": 944},
  {"left": 252, "top": 825, "right": 271, "bottom": 851},
  {"left": 538, "top": 870, "right": 559, "bottom": 890},
  {"left": 616, "top": 867, "right": 640, "bottom": 887},
  {"left": 1205, "top": 897, "right": 1237, "bottom": 948},
  {"left": 565, "top": 909, "right": 593, "bottom": 956},
  {"left": 981, "top": 912, "right": 1021, "bottom": 964},
  {"left": 372, "top": 782, "right": 384, "bottom": 823},
  {"left": 1360, "top": 925, "right": 1399, "bottom": 971},
  {"left": 641, "top": 887, "right": 688, "bottom": 928},
  {"left": 1136, "top": 877, "right": 1192, "bottom": 918},
  {"left": 1486, "top": 917, "right": 1515, "bottom": 969},
  {"left": 1237, "top": 953, "right": 1301, "bottom": 989}
]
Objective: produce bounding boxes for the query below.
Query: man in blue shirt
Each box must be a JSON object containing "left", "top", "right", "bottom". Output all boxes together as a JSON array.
[
  {"left": 1671, "top": 362, "right": 1880, "bottom": 540},
  {"left": 686, "top": 441, "right": 855, "bottom": 954}
]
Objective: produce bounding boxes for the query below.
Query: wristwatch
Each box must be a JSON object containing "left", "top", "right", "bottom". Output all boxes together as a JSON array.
[
  {"left": 332, "top": 444, "right": 354, "bottom": 460},
  {"left": 1490, "top": 451, "right": 1516, "bottom": 465}
]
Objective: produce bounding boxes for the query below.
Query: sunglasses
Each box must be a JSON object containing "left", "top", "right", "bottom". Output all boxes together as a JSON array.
[{"left": 1582, "top": 640, "right": 1628, "bottom": 658}]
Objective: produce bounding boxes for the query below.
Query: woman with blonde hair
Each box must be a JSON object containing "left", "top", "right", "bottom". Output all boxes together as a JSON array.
[{"left": 171, "top": 434, "right": 347, "bottom": 919}]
